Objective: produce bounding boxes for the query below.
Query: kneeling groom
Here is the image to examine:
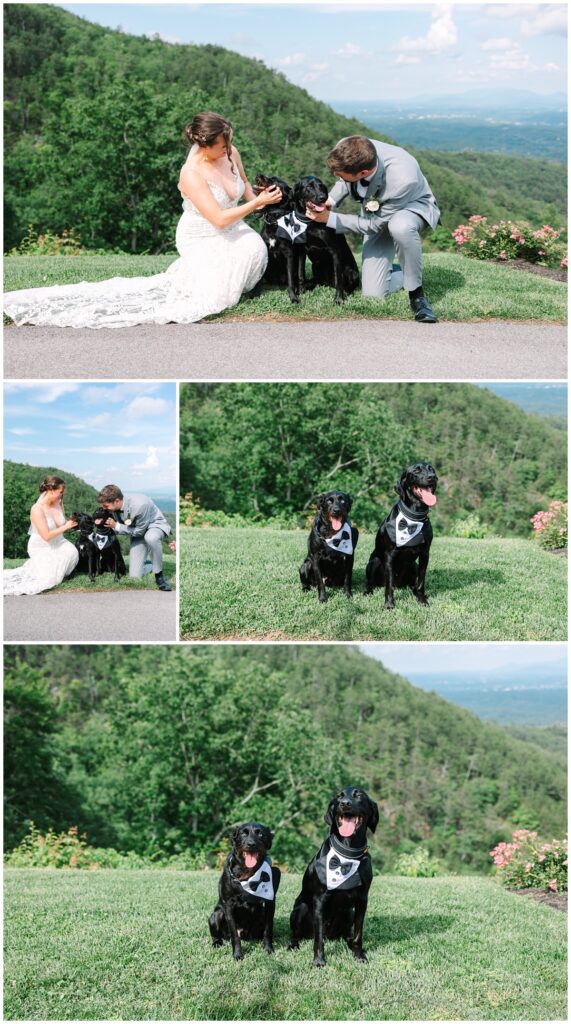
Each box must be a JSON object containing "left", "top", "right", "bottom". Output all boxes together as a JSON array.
[
  {"left": 307, "top": 135, "right": 440, "bottom": 322},
  {"left": 98, "top": 485, "right": 175, "bottom": 592}
]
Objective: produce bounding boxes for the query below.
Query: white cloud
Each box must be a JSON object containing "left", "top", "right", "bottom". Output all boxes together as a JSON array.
[
  {"left": 67, "top": 412, "right": 114, "bottom": 432},
  {"left": 394, "top": 54, "right": 422, "bottom": 65},
  {"left": 397, "top": 5, "right": 458, "bottom": 53},
  {"left": 4, "top": 382, "right": 80, "bottom": 403},
  {"left": 133, "top": 446, "right": 160, "bottom": 473},
  {"left": 8, "top": 427, "right": 35, "bottom": 436},
  {"left": 521, "top": 6, "right": 568, "bottom": 37},
  {"left": 125, "top": 396, "right": 172, "bottom": 419},
  {"left": 481, "top": 37, "right": 516, "bottom": 50},
  {"left": 335, "top": 42, "right": 370, "bottom": 58},
  {"left": 274, "top": 52, "right": 306, "bottom": 67}
]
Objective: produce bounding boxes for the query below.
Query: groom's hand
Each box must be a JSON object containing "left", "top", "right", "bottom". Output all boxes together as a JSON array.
[
  {"left": 105, "top": 517, "right": 118, "bottom": 529},
  {"left": 169, "top": 540, "right": 177, "bottom": 551},
  {"left": 305, "top": 206, "right": 330, "bottom": 223}
]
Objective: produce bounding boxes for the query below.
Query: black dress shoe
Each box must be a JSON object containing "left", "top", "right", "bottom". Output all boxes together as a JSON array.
[
  {"left": 410, "top": 292, "right": 438, "bottom": 322},
  {"left": 155, "top": 572, "right": 172, "bottom": 592}
]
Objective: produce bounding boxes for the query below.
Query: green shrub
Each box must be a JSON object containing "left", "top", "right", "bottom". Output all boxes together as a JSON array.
[
  {"left": 180, "top": 492, "right": 302, "bottom": 531},
  {"left": 530, "top": 500, "right": 568, "bottom": 550},
  {"left": 394, "top": 847, "right": 441, "bottom": 877},
  {"left": 490, "top": 829, "right": 567, "bottom": 892},
  {"left": 9, "top": 225, "right": 89, "bottom": 256},
  {"left": 449, "top": 514, "right": 490, "bottom": 539}
]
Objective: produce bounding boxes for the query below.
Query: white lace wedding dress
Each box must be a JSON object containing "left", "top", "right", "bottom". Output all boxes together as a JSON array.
[
  {"left": 3, "top": 503, "right": 79, "bottom": 596},
  {"left": 3, "top": 167, "right": 267, "bottom": 329}
]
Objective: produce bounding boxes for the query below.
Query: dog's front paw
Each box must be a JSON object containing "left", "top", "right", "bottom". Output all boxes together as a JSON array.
[
  {"left": 334, "top": 295, "right": 344, "bottom": 306},
  {"left": 212, "top": 939, "right": 223, "bottom": 948},
  {"left": 353, "top": 949, "right": 368, "bottom": 963},
  {"left": 416, "top": 595, "right": 429, "bottom": 606},
  {"left": 384, "top": 600, "right": 395, "bottom": 610},
  {"left": 344, "top": 589, "right": 353, "bottom": 599},
  {"left": 312, "top": 955, "right": 326, "bottom": 968},
  {"left": 288, "top": 941, "right": 300, "bottom": 951},
  {"left": 319, "top": 593, "right": 328, "bottom": 604},
  {"left": 233, "top": 949, "right": 244, "bottom": 961},
  {"left": 263, "top": 943, "right": 274, "bottom": 955}
]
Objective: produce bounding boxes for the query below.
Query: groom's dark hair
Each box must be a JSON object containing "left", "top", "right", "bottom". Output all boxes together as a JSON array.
[
  {"left": 98, "top": 484, "right": 123, "bottom": 503},
  {"left": 327, "top": 136, "right": 377, "bottom": 176}
]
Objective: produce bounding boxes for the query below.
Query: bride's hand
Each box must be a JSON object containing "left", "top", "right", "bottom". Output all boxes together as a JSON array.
[
  {"left": 65, "top": 518, "right": 78, "bottom": 530},
  {"left": 254, "top": 185, "right": 282, "bottom": 209}
]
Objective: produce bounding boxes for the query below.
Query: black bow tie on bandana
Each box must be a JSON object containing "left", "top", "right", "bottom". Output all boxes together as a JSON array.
[
  {"left": 249, "top": 869, "right": 271, "bottom": 891},
  {"left": 276, "top": 211, "right": 309, "bottom": 244},
  {"left": 329, "top": 855, "right": 353, "bottom": 876}
]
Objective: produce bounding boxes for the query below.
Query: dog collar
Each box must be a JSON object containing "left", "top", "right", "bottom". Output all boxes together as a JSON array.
[
  {"left": 324, "top": 519, "right": 353, "bottom": 555},
  {"left": 91, "top": 531, "right": 115, "bottom": 551},
  {"left": 315, "top": 839, "right": 367, "bottom": 892},
  {"left": 239, "top": 857, "right": 275, "bottom": 902},
  {"left": 276, "top": 211, "right": 309, "bottom": 244}
]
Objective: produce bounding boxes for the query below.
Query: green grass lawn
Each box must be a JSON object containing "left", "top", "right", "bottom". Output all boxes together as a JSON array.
[
  {"left": 3, "top": 553, "right": 176, "bottom": 592},
  {"left": 179, "top": 528, "right": 567, "bottom": 641},
  {"left": 4, "top": 869, "right": 566, "bottom": 1020},
  {"left": 4, "top": 252, "right": 567, "bottom": 323}
]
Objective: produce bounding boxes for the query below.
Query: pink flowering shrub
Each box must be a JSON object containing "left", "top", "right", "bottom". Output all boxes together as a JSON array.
[
  {"left": 490, "top": 830, "right": 567, "bottom": 892},
  {"left": 530, "top": 500, "right": 568, "bottom": 550},
  {"left": 452, "top": 216, "right": 566, "bottom": 265},
  {"left": 10, "top": 225, "right": 88, "bottom": 256},
  {"left": 561, "top": 256, "right": 568, "bottom": 269}
]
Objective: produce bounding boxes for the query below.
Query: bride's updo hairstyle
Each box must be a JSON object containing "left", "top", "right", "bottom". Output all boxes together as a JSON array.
[
  {"left": 39, "top": 475, "right": 65, "bottom": 494},
  {"left": 185, "top": 112, "right": 234, "bottom": 166}
]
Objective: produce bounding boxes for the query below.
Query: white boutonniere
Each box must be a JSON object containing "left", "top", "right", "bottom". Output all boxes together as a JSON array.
[
  {"left": 124, "top": 518, "right": 132, "bottom": 526},
  {"left": 364, "top": 198, "right": 380, "bottom": 213}
]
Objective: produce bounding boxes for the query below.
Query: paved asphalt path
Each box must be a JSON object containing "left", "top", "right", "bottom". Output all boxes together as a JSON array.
[
  {"left": 4, "top": 319, "right": 566, "bottom": 379},
  {"left": 4, "top": 590, "right": 177, "bottom": 641}
]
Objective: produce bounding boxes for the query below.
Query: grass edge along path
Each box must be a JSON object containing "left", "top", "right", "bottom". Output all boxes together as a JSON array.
[
  {"left": 4, "top": 252, "right": 567, "bottom": 324},
  {"left": 3, "top": 553, "right": 176, "bottom": 593},
  {"left": 179, "top": 528, "right": 567, "bottom": 641},
  {"left": 4, "top": 869, "right": 567, "bottom": 1021}
]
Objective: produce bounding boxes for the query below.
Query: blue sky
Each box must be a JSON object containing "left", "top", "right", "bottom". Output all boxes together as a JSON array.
[
  {"left": 4, "top": 382, "right": 177, "bottom": 496},
  {"left": 57, "top": 2, "right": 567, "bottom": 100},
  {"left": 360, "top": 643, "right": 567, "bottom": 676}
]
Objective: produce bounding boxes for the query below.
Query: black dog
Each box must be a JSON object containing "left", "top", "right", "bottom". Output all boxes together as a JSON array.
[
  {"left": 254, "top": 173, "right": 306, "bottom": 304},
  {"left": 365, "top": 461, "right": 438, "bottom": 609},
  {"left": 89, "top": 507, "right": 127, "bottom": 581},
  {"left": 289, "top": 787, "right": 379, "bottom": 967},
  {"left": 209, "top": 821, "right": 281, "bottom": 960},
  {"left": 300, "top": 490, "right": 358, "bottom": 603},
  {"left": 292, "top": 176, "right": 360, "bottom": 304},
  {"left": 72, "top": 512, "right": 99, "bottom": 581}
]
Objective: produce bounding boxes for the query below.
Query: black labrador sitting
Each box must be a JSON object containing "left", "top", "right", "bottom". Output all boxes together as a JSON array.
[
  {"left": 209, "top": 821, "right": 281, "bottom": 960},
  {"left": 89, "top": 507, "right": 127, "bottom": 581},
  {"left": 293, "top": 176, "right": 360, "bottom": 304},
  {"left": 72, "top": 512, "right": 99, "bottom": 581},
  {"left": 289, "top": 786, "right": 379, "bottom": 967},
  {"left": 299, "top": 490, "right": 358, "bottom": 603},
  {"left": 365, "top": 461, "right": 438, "bottom": 609},
  {"left": 254, "top": 173, "right": 305, "bottom": 304}
]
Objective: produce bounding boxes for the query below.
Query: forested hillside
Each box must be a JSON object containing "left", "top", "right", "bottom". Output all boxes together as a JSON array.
[
  {"left": 3, "top": 460, "right": 98, "bottom": 558},
  {"left": 4, "top": 645, "right": 566, "bottom": 872},
  {"left": 4, "top": 4, "right": 566, "bottom": 252},
  {"left": 179, "top": 383, "right": 567, "bottom": 537}
]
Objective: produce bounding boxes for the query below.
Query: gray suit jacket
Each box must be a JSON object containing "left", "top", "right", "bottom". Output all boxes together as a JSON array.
[
  {"left": 328, "top": 139, "right": 440, "bottom": 236},
  {"left": 114, "top": 494, "right": 171, "bottom": 539}
]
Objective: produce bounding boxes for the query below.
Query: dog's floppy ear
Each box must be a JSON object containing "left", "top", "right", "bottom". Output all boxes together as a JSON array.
[
  {"left": 367, "top": 798, "right": 379, "bottom": 834},
  {"left": 324, "top": 797, "right": 337, "bottom": 827},
  {"left": 346, "top": 493, "right": 353, "bottom": 512},
  {"left": 316, "top": 492, "right": 327, "bottom": 511},
  {"left": 230, "top": 825, "right": 242, "bottom": 847},
  {"left": 395, "top": 472, "right": 407, "bottom": 499},
  {"left": 264, "top": 828, "right": 275, "bottom": 850}
]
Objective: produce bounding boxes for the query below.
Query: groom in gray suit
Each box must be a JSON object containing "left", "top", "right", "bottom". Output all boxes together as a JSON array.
[
  {"left": 306, "top": 136, "right": 440, "bottom": 322},
  {"left": 98, "top": 484, "right": 175, "bottom": 592}
]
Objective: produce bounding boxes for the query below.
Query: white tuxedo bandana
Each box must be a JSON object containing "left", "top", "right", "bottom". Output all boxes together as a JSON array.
[
  {"left": 276, "top": 211, "right": 309, "bottom": 244},
  {"left": 92, "top": 531, "right": 115, "bottom": 551},
  {"left": 384, "top": 503, "right": 429, "bottom": 549},
  {"left": 239, "top": 858, "right": 275, "bottom": 902},
  {"left": 325, "top": 846, "right": 360, "bottom": 890},
  {"left": 325, "top": 520, "right": 353, "bottom": 556}
]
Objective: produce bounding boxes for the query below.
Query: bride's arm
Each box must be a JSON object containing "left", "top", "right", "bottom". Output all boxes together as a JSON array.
[
  {"left": 30, "top": 505, "right": 77, "bottom": 541},
  {"left": 178, "top": 167, "right": 280, "bottom": 229}
]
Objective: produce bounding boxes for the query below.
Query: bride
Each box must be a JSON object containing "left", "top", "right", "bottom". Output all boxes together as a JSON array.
[
  {"left": 3, "top": 112, "right": 281, "bottom": 329},
  {"left": 3, "top": 476, "right": 79, "bottom": 596}
]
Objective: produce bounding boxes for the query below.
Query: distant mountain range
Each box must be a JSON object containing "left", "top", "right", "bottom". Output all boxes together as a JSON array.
[
  {"left": 406, "top": 667, "right": 567, "bottom": 726},
  {"left": 332, "top": 92, "right": 567, "bottom": 162},
  {"left": 477, "top": 383, "right": 568, "bottom": 421}
]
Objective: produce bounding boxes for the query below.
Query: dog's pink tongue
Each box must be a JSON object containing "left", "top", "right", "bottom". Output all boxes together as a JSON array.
[
  {"left": 331, "top": 516, "right": 343, "bottom": 531},
  {"left": 416, "top": 487, "right": 436, "bottom": 506},
  {"left": 244, "top": 852, "right": 258, "bottom": 869},
  {"left": 338, "top": 817, "right": 356, "bottom": 837}
]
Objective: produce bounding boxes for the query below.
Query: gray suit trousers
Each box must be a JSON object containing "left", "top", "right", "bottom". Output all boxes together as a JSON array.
[
  {"left": 362, "top": 210, "right": 427, "bottom": 297},
  {"left": 129, "top": 527, "right": 165, "bottom": 577}
]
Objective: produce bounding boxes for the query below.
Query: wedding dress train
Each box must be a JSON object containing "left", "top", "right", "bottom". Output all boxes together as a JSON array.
[
  {"left": 3, "top": 171, "right": 267, "bottom": 329},
  {"left": 3, "top": 506, "right": 79, "bottom": 596}
]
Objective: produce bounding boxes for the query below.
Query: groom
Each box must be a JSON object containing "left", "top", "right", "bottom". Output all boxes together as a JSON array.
[
  {"left": 306, "top": 135, "right": 440, "bottom": 322},
  {"left": 97, "top": 485, "right": 175, "bottom": 592}
]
